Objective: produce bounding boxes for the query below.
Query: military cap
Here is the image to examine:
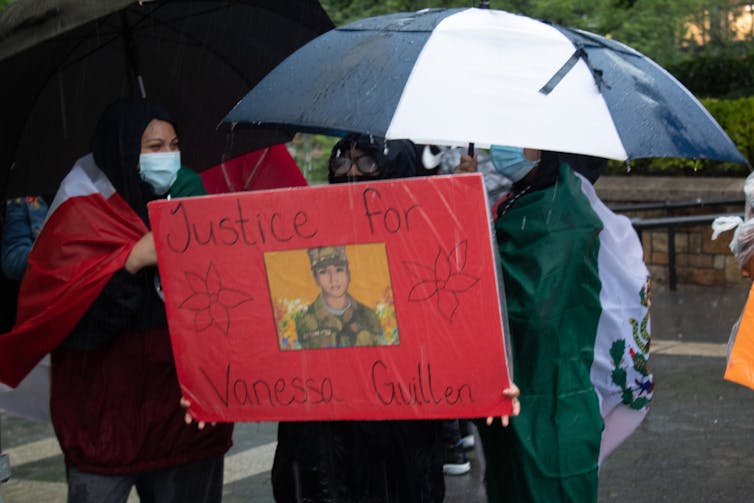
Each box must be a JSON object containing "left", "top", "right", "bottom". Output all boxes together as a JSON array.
[{"left": 308, "top": 246, "right": 348, "bottom": 270}]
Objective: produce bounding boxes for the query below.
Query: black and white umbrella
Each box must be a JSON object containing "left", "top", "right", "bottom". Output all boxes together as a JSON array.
[{"left": 225, "top": 7, "right": 747, "bottom": 165}]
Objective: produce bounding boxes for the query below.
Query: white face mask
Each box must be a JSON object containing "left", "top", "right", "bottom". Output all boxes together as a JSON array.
[
  {"left": 490, "top": 145, "right": 539, "bottom": 182},
  {"left": 139, "top": 151, "right": 181, "bottom": 195}
]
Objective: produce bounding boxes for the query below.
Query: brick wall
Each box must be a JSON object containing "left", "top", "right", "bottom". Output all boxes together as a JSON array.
[
  {"left": 639, "top": 212, "right": 740, "bottom": 287},
  {"left": 594, "top": 176, "right": 746, "bottom": 287}
]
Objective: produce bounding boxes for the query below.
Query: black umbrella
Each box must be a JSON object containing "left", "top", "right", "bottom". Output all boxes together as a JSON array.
[{"left": 0, "top": 0, "right": 334, "bottom": 197}]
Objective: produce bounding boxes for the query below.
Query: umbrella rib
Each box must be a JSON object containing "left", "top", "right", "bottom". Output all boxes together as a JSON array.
[
  {"left": 130, "top": 3, "right": 323, "bottom": 88},
  {"left": 49, "top": 5, "right": 253, "bottom": 87},
  {"left": 58, "top": 32, "right": 121, "bottom": 71},
  {"left": 126, "top": 3, "right": 258, "bottom": 87},
  {"left": 15, "top": 1, "right": 319, "bottom": 119},
  {"left": 137, "top": 5, "right": 230, "bottom": 26},
  {"left": 145, "top": 18, "right": 256, "bottom": 87},
  {"left": 5, "top": 17, "right": 125, "bottom": 174},
  {"left": 39, "top": 14, "right": 129, "bottom": 72},
  {"left": 53, "top": 4, "right": 221, "bottom": 70},
  {"left": 559, "top": 26, "right": 640, "bottom": 57}
]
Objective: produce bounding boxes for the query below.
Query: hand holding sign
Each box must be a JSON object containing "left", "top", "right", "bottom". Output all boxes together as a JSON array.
[
  {"left": 487, "top": 384, "right": 521, "bottom": 427},
  {"left": 125, "top": 231, "right": 157, "bottom": 274},
  {"left": 180, "top": 396, "right": 215, "bottom": 430}
]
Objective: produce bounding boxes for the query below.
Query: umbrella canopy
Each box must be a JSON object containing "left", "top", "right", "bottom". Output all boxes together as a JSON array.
[
  {"left": 225, "top": 7, "right": 747, "bottom": 165},
  {"left": 0, "top": 0, "right": 333, "bottom": 197}
]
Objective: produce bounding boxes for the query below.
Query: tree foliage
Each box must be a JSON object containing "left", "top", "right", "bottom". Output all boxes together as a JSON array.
[
  {"left": 320, "top": 0, "right": 754, "bottom": 67},
  {"left": 321, "top": 0, "right": 471, "bottom": 26}
]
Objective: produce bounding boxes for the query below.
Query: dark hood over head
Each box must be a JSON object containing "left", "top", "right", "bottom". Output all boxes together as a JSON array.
[
  {"left": 328, "top": 133, "right": 418, "bottom": 183},
  {"left": 90, "top": 97, "right": 175, "bottom": 222}
]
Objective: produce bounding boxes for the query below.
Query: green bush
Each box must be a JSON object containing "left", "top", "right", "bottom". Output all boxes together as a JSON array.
[
  {"left": 667, "top": 54, "right": 754, "bottom": 99},
  {"left": 703, "top": 96, "right": 754, "bottom": 164},
  {"left": 288, "top": 134, "right": 339, "bottom": 185}
]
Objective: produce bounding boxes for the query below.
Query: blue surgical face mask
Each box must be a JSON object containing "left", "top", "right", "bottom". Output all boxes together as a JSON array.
[
  {"left": 139, "top": 151, "right": 181, "bottom": 195},
  {"left": 490, "top": 145, "right": 539, "bottom": 182}
]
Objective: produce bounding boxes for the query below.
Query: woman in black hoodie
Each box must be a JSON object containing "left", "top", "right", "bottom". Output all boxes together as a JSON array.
[{"left": 271, "top": 133, "right": 446, "bottom": 503}]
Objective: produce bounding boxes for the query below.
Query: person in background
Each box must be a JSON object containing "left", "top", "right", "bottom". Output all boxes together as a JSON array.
[
  {"left": 271, "top": 133, "right": 448, "bottom": 502},
  {"left": 0, "top": 196, "right": 52, "bottom": 422},
  {"left": 269, "top": 134, "right": 519, "bottom": 501},
  {"left": 2, "top": 196, "right": 49, "bottom": 281},
  {"left": 712, "top": 171, "right": 754, "bottom": 279},
  {"left": 428, "top": 145, "right": 512, "bottom": 209},
  {"left": 441, "top": 418, "right": 472, "bottom": 475},
  {"left": 420, "top": 144, "right": 511, "bottom": 477},
  {"left": 712, "top": 171, "right": 754, "bottom": 388},
  {"left": 0, "top": 128, "right": 208, "bottom": 428},
  {"left": 0, "top": 97, "right": 231, "bottom": 503},
  {"left": 479, "top": 145, "right": 652, "bottom": 503},
  {"left": 425, "top": 144, "right": 607, "bottom": 220}
]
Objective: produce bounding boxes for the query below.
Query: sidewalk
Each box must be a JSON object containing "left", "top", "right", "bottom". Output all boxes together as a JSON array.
[
  {"left": 598, "top": 282, "right": 754, "bottom": 502},
  {"left": 1, "top": 282, "right": 752, "bottom": 502},
  {"left": 650, "top": 282, "right": 749, "bottom": 344}
]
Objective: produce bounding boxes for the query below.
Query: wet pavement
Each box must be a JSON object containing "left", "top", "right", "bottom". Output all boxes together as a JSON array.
[{"left": 1, "top": 282, "right": 753, "bottom": 502}]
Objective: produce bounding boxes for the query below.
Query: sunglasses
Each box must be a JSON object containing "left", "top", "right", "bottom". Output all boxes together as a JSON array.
[{"left": 329, "top": 152, "right": 379, "bottom": 176}]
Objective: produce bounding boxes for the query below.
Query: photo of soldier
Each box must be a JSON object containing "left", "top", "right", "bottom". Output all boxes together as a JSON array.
[{"left": 296, "top": 245, "right": 385, "bottom": 348}]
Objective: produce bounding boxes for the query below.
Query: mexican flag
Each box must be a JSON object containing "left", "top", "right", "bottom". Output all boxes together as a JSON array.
[
  {"left": 0, "top": 154, "right": 146, "bottom": 388},
  {"left": 481, "top": 164, "right": 653, "bottom": 502}
]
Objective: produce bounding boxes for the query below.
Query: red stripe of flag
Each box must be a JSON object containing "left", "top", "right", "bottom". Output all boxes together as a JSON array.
[{"left": 0, "top": 189, "right": 145, "bottom": 387}]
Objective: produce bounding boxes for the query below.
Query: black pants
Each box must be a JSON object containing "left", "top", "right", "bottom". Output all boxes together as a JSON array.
[
  {"left": 272, "top": 420, "right": 445, "bottom": 502},
  {"left": 66, "top": 455, "right": 224, "bottom": 503},
  {"left": 440, "top": 419, "right": 462, "bottom": 448}
]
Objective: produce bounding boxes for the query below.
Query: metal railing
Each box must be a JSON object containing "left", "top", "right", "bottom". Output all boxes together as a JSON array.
[
  {"left": 610, "top": 198, "right": 745, "bottom": 291},
  {"left": 609, "top": 197, "right": 744, "bottom": 214}
]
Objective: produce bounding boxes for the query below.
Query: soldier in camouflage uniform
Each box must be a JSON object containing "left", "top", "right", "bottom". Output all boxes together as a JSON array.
[{"left": 296, "top": 245, "right": 384, "bottom": 349}]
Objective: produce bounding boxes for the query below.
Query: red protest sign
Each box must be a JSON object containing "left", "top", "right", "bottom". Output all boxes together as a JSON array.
[{"left": 148, "top": 173, "right": 512, "bottom": 422}]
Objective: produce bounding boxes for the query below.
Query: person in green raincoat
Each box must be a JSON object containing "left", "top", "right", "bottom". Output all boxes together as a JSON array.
[{"left": 477, "top": 146, "right": 653, "bottom": 503}]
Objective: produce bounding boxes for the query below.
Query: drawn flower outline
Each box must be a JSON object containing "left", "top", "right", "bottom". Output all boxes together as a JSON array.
[
  {"left": 179, "top": 262, "right": 253, "bottom": 335},
  {"left": 404, "top": 241, "right": 479, "bottom": 321}
]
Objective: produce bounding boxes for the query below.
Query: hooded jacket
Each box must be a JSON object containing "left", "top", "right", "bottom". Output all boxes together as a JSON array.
[
  {"left": 48, "top": 97, "right": 232, "bottom": 474},
  {"left": 272, "top": 134, "right": 444, "bottom": 503}
]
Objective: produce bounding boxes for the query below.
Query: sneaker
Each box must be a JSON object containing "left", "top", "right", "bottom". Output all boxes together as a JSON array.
[
  {"left": 443, "top": 445, "right": 471, "bottom": 475},
  {"left": 460, "top": 434, "right": 475, "bottom": 450}
]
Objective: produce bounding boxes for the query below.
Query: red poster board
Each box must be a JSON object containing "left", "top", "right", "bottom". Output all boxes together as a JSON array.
[{"left": 148, "top": 173, "right": 512, "bottom": 422}]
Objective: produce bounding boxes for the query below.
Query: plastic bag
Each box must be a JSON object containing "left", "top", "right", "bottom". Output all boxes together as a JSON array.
[
  {"left": 724, "top": 283, "right": 754, "bottom": 390},
  {"left": 712, "top": 171, "right": 754, "bottom": 270}
]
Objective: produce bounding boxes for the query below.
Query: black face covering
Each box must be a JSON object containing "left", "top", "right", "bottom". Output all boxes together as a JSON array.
[
  {"left": 89, "top": 97, "right": 175, "bottom": 224},
  {"left": 328, "top": 133, "right": 418, "bottom": 184}
]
